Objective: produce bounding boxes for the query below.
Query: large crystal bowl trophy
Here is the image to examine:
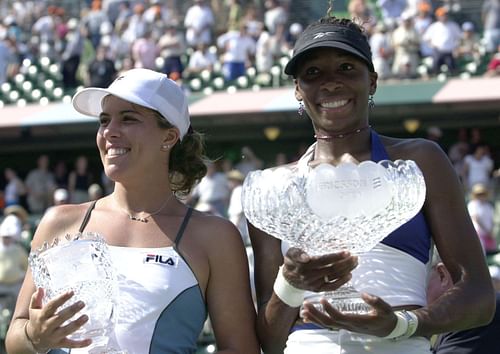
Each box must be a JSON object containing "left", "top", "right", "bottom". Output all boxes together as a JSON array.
[
  {"left": 29, "top": 232, "right": 125, "bottom": 353},
  {"left": 242, "top": 160, "right": 426, "bottom": 314}
]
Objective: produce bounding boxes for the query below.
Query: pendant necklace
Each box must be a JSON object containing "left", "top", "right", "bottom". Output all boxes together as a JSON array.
[
  {"left": 314, "top": 125, "right": 371, "bottom": 139},
  {"left": 116, "top": 193, "right": 174, "bottom": 223}
]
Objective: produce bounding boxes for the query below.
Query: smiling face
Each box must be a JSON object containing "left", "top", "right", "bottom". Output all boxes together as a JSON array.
[
  {"left": 97, "top": 95, "right": 178, "bottom": 183},
  {"left": 294, "top": 47, "right": 377, "bottom": 135}
]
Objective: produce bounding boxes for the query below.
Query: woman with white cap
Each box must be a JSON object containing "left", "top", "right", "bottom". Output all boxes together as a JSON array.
[
  {"left": 6, "top": 68, "right": 259, "bottom": 354},
  {"left": 248, "top": 14, "right": 495, "bottom": 354}
]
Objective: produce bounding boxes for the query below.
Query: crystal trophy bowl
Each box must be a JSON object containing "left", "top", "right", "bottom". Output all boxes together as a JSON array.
[
  {"left": 242, "top": 160, "right": 426, "bottom": 313},
  {"left": 29, "top": 232, "right": 125, "bottom": 353}
]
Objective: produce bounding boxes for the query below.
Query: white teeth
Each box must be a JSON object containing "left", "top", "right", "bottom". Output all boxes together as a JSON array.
[
  {"left": 321, "top": 99, "right": 348, "bottom": 108},
  {"left": 107, "top": 148, "right": 128, "bottom": 156}
]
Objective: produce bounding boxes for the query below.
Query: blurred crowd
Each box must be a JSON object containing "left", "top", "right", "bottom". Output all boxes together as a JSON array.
[{"left": 0, "top": 0, "right": 499, "bottom": 99}]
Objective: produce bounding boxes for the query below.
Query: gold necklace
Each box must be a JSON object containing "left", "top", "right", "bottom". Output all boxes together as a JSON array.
[{"left": 116, "top": 193, "right": 174, "bottom": 223}]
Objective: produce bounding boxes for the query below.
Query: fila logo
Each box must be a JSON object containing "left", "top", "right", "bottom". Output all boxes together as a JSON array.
[{"left": 144, "top": 254, "right": 176, "bottom": 266}]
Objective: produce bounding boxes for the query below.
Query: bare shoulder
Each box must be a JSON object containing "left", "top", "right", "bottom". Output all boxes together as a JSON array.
[
  {"left": 380, "top": 136, "right": 449, "bottom": 171},
  {"left": 188, "top": 210, "right": 244, "bottom": 250},
  {"left": 31, "top": 202, "right": 95, "bottom": 249}
]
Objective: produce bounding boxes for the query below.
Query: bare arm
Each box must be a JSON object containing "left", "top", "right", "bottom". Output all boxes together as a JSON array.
[
  {"left": 249, "top": 223, "right": 357, "bottom": 353},
  {"left": 249, "top": 223, "right": 298, "bottom": 354},
  {"left": 297, "top": 139, "right": 495, "bottom": 339},
  {"left": 204, "top": 218, "right": 260, "bottom": 354},
  {"left": 5, "top": 205, "right": 93, "bottom": 353},
  {"left": 412, "top": 141, "right": 495, "bottom": 336}
]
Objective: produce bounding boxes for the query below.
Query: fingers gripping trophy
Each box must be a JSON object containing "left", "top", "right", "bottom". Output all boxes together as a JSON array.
[
  {"left": 242, "top": 158, "right": 426, "bottom": 314},
  {"left": 29, "top": 233, "right": 126, "bottom": 354}
]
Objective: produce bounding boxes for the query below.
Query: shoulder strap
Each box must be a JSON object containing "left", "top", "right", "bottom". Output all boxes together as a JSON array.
[
  {"left": 174, "top": 207, "right": 193, "bottom": 246},
  {"left": 78, "top": 200, "right": 98, "bottom": 233}
]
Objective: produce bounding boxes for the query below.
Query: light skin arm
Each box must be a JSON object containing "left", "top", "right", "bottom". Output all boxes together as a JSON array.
[
  {"left": 204, "top": 218, "right": 260, "bottom": 354},
  {"left": 301, "top": 140, "right": 495, "bottom": 337},
  {"left": 5, "top": 206, "right": 93, "bottom": 353}
]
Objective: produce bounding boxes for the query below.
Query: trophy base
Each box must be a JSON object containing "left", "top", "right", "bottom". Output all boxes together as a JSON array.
[{"left": 308, "top": 283, "right": 372, "bottom": 315}]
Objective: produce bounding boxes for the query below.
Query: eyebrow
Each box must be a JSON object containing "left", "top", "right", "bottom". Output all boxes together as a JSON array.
[{"left": 99, "top": 109, "right": 140, "bottom": 118}]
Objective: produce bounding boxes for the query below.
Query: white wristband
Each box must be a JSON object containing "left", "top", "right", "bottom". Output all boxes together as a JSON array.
[
  {"left": 273, "top": 265, "right": 305, "bottom": 308},
  {"left": 383, "top": 310, "right": 418, "bottom": 341}
]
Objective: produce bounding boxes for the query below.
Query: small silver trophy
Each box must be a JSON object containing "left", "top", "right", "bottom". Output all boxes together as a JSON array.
[
  {"left": 29, "top": 232, "right": 126, "bottom": 353},
  {"left": 242, "top": 160, "right": 426, "bottom": 313}
]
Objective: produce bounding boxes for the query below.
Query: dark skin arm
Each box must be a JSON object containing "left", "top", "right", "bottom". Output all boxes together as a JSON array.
[
  {"left": 301, "top": 139, "right": 495, "bottom": 337},
  {"left": 249, "top": 222, "right": 357, "bottom": 354}
]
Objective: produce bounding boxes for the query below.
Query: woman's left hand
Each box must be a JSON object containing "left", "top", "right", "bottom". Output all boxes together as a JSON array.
[{"left": 300, "top": 293, "right": 398, "bottom": 337}]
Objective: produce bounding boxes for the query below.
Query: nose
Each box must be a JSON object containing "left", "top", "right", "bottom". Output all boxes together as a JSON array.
[
  {"left": 102, "top": 118, "right": 122, "bottom": 139},
  {"left": 319, "top": 72, "right": 343, "bottom": 92}
]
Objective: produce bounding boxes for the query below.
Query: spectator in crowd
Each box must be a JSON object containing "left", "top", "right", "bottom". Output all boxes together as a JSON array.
[
  {"left": 378, "top": 0, "right": 408, "bottom": 25},
  {"left": 53, "top": 160, "right": 68, "bottom": 189},
  {"left": 143, "top": 0, "right": 174, "bottom": 26},
  {"left": 3, "top": 168, "right": 25, "bottom": 208},
  {"left": 235, "top": 146, "right": 263, "bottom": 176},
  {"left": 61, "top": 19, "right": 85, "bottom": 89},
  {"left": 426, "top": 125, "right": 446, "bottom": 151},
  {"left": 423, "top": 7, "right": 462, "bottom": 75},
  {"left": 0, "top": 214, "right": 28, "bottom": 299},
  {"left": 242, "top": 4, "right": 264, "bottom": 41},
  {"left": 392, "top": 13, "right": 420, "bottom": 78},
  {"left": 484, "top": 43, "right": 500, "bottom": 77},
  {"left": 428, "top": 248, "right": 500, "bottom": 354},
  {"left": 184, "top": 0, "right": 215, "bottom": 49},
  {"left": 217, "top": 22, "right": 256, "bottom": 82},
  {"left": 447, "top": 127, "right": 470, "bottom": 181},
  {"left": 255, "top": 25, "right": 279, "bottom": 74},
  {"left": 87, "top": 44, "right": 117, "bottom": 88},
  {"left": 114, "top": 0, "right": 133, "bottom": 34},
  {"left": 414, "top": 1, "right": 434, "bottom": 60},
  {"left": 0, "top": 36, "right": 15, "bottom": 85},
  {"left": 131, "top": 29, "right": 158, "bottom": 70},
  {"left": 226, "top": 169, "right": 249, "bottom": 245},
  {"left": 467, "top": 183, "right": 497, "bottom": 254},
  {"left": 24, "top": 155, "right": 56, "bottom": 215},
  {"left": 226, "top": 0, "right": 243, "bottom": 32},
  {"left": 455, "top": 21, "right": 482, "bottom": 64},
  {"left": 462, "top": 142, "right": 494, "bottom": 192},
  {"left": 482, "top": 0, "right": 500, "bottom": 53},
  {"left": 264, "top": 0, "right": 288, "bottom": 36},
  {"left": 370, "top": 22, "right": 394, "bottom": 80},
  {"left": 158, "top": 23, "right": 186, "bottom": 79},
  {"left": 122, "top": 3, "right": 148, "bottom": 45},
  {"left": 31, "top": 5, "right": 58, "bottom": 43},
  {"left": 184, "top": 43, "right": 217, "bottom": 77},
  {"left": 347, "top": 0, "right": 377, "bottom": 35},
  {"left": 68, "top": 155, "right": 93, "bottom": 204},
  {"left": 189, "top": 161, "right": 230, "bottom": 217},
  {"left": 81, "top": 0, "right": 109, "bottom": 49}
]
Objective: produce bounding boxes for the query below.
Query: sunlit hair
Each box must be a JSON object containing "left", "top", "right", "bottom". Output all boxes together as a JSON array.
[{"left": 134, "top": 104, "right": 209, "bottom": 196}]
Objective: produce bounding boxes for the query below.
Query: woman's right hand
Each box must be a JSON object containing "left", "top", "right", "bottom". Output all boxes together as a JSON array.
[
  {"left": 25, "top": 288, "right": 92, "bottom": 352},
  {"left": 282, "top": 247, "right": 358, "bottom": 293}
]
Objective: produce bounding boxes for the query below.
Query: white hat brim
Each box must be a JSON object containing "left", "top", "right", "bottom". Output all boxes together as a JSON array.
[{"left": 72, "top": 87, "right": 157, "bottom": 118}]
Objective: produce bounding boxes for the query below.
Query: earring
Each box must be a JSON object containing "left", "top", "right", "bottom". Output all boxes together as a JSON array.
[
  {"left": 161, "top": 144, "right": 170, "bottom": 151},
  {"left": 298, "top": 102, "right": 305, "bottom": 116},
  {"left": 368, "top": 95, "right": 375, "bottom": 109}
]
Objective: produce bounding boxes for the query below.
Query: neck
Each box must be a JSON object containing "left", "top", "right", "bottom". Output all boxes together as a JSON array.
[{"left": 314, "top": 125, "right": 371, "bottom": 140}]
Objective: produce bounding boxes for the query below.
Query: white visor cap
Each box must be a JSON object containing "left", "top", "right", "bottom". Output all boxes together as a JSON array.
[{"left": 72, "top": 68, "right": 190, "bottom": 139}]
